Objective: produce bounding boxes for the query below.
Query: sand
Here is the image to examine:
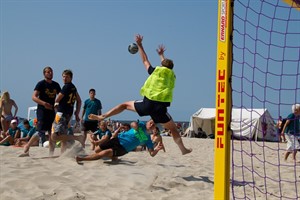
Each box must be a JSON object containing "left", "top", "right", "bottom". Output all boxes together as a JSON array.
[{"left": 0, "top": 137, "right": 299, "bottom": 200}]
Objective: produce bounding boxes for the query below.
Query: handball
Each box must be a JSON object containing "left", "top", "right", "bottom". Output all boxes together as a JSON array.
[{"left": 128, "top": 43, "right": 139, "bottom": 54}]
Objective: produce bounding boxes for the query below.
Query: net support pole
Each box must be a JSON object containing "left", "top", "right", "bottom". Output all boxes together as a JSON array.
[{"left": 214, "top": 0, "right": 233, "bottom": 199}]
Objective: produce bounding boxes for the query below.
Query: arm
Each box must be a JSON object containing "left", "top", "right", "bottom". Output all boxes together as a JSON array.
[
  {"left": 112, "top": 126, "right": 122, "bottom": 138},
  {"left": 281, "top": 119, "right": 290, "bottom": 134},
  {"left": 0, "top": 99, "right": 3, "bottom": 116},
  {"left": 11, "top": 100, "right": 18, "bottom": 118},
  {"left": 81, "top": 108, "right": 86, "bottom": 122},
  {"left": 148, "top": 141, "right": 164, "bottom": 157},
  {"left": 75, "top": 92, "right": 82, "bottom": 122},
  {"left": 32, "top": 90, "right": 53, "bottom": 110},
  {"left": 156, "top": 44, "right": 166, "bottom": 62},
  {"left": 14, "top": 129, "right": 21, "bottom": 139},
  {"left": 135, "top": 34, "right": 151, "bottom": 71},
  {"left": 95, "top": 134, "right": 110, "bottom": 146},
  {"left": 54, "top": 92, "right": 64, "bottom": 111}
]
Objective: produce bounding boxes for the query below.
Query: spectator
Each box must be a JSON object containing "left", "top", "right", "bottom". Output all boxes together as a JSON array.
[
  {"left": 89, "top": 121, "right": 112, "bottom": 150},
  {"left": 0, "top": 91, "right": 18, "bottom": 133},
  {"left": 281, "top": 104, "right": 300, "bottom": 162},
  {"left": 0, "top": 119, "right": 20, "bottom": 146},
  {"left": 81, "top": 88, "right": 102, "bottom": 148},
  {"left": 15, "top": 119, "right": 37, "bottom": 147}
]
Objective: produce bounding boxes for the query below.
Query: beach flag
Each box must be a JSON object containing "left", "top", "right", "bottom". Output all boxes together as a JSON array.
[{"left": 282, "top": 0, "right": 300, "bottom": 10}]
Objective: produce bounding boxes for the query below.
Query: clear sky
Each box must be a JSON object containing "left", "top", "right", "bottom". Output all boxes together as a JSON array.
[
  {"left": 0, "top": 0, "right": 218, "bottom": 121},
  {"left": 0, "top": 0, "right": 299, "bottom": 122}
]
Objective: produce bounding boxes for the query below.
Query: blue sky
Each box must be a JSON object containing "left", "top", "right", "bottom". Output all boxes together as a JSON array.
[
  {"left": 1, "top": 0, "right": 299, "bottom": 122},
  {"left": 0, "top": 0, "right": 218, "bottom": 121}
]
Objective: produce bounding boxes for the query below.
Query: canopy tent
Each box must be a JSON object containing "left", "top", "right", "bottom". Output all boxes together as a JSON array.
[{"left": 187, "top": 108, "right": 278, "bottom": 142}]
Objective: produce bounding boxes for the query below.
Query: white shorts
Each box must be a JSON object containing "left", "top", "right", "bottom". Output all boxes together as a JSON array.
[{"left": 285, "top": 133, "right": 300, "bottom": 152}]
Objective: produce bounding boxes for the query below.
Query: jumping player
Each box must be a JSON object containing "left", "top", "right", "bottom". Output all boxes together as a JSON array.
[{"left": 89, "top": 34, "right": 192, "bottom": 155}]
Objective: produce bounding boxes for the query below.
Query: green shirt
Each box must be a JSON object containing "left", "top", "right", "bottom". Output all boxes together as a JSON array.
[{"left": 140, "top": 66, "right": 175, "bottom": 102}]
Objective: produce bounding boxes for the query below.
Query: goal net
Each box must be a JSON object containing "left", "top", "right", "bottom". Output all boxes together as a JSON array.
[{"left": 215, "top": 0, "right": 300, "bottom": 199}]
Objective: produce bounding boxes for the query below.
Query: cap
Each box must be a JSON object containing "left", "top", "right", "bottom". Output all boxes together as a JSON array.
[{"left": 11, "top": 119, "right": 18, "bottom": 124}]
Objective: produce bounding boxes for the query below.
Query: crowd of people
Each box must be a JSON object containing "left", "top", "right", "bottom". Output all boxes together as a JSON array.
[{"left": 0, "top": 34, "right": 194, "bottom": 162}]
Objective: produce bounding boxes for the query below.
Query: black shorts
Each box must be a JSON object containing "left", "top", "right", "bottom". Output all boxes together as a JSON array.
[
  {"left": 82, "top": 120, "right": 98, "bottom": 132},
  {"left": 100, "top": 138, "right": 128, "bottom": 157},
  {"left": 36, "top": 108, "right": 55, "bottom": 132},
  {"left": 134, "top": 97, "right": 172, "bottom": 123}
]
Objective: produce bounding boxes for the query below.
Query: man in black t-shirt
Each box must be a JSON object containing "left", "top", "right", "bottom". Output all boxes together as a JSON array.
[
  {"left": 51, "top": 69, "right": 84, "bottom": 153},
  {"left": 20, "top": 66, "right": 61, "bottom": 157}
]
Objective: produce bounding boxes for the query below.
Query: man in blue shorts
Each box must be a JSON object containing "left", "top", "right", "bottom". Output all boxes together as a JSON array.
[
  {"left": 75, "top": 119, "right": 163, "bottom": 163},
  {"left": 81, "top": 88, "right": 102, "bottom": 147},
  {"left": 89, "top": 34, "right": 191, "bottom": 155},
  {"left": 20, "top": 66, "right": 61, "bottom": 157}
]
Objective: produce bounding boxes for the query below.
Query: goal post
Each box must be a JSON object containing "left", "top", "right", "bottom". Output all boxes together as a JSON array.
[{"left": 214, "top": 0, "right": 233, "bottom": 199}]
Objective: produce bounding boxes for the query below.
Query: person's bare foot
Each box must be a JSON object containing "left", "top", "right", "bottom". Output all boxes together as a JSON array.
[
  {"left": 19, "top": 145, "right": 30, "bottom": 157},
  {"left": 19, "top": 152, "right": 29, "bottom": 157},
  {"left": 75, "top": 156, "right": 83, "bottom": 165},
  {"left": 182, "top": 148, "right": 193, "bottom": 155}
]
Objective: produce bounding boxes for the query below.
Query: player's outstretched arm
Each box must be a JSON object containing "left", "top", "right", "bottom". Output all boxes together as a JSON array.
[
  {"left": 135, "top": 34, "right": 151, "bottom": 71},
  {"left": 156, "top": 44, "right": 166, "bottom": 62}
]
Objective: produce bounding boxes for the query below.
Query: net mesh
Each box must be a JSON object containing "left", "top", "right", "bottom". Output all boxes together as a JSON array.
[{"left": 231, "top": 0, "right": 300, "bottom": 199}]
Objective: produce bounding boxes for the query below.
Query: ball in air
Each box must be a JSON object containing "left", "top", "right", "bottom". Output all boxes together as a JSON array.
[{"left": 128, "top": 43, "right": 139, "bottom": 54}]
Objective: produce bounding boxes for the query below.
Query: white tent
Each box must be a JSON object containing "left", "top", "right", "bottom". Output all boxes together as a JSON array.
[{"left": 187, "top": 108, "right": 278, "bottom": 142}]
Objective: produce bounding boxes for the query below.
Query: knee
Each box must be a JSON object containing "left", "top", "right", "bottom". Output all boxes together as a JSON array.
[
  {"left": 120, "top": 103, "right": 128, "bottom": 109},
  {"left": 51, "top": 133, "right": 58, "bottom": 141},
  {"left": 95, "top": 146, "right": 102, "bottom": 153}
]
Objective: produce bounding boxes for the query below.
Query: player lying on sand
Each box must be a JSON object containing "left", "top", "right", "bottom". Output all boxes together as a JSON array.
[{"left": 75, "top": 119, "right": 164, "bottom": 163}]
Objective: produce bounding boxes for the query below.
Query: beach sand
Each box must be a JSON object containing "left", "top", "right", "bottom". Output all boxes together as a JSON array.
[{"left": 0, "top": 137, "right": 299, "bottom": 200}]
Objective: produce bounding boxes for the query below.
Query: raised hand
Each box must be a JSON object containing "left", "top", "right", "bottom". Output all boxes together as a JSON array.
[{"left": 156, "top": 44, "right": 166, "bottom": 55}]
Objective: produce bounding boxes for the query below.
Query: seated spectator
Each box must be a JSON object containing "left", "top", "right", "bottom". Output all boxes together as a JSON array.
[
  {"left": 151, "top": 126, "right": 166, "bottom": 152},
  {"left": 195, "top": 127, "right": 207, "bottom": 138},
  {"left": 0, "top": 119, "right": 21, "bottom": 146},
  {"left": 89, "top": 121, "right": 112, "bottom": 150},
  {"left": 15, "top": 119, "right": 37, "bottom": 147}
]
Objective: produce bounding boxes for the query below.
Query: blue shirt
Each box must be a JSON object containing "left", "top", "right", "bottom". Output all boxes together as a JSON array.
[
  {"left": 118, "top": 122, "right": 154, "bottom": 152},
  {"left": 284, "top": 113, "right": 300, "bottom": 136},
  {"left": 94, "top": 129, "right": 112, "bottom": 139},
  {"left": 8, "top": 127, "right": 20, "bottom": 138},
  {"left": 83, "top": 98, "right": 102, "bottom": 121},
  {"left": 21, "top": 126, "right": 36, "bottom": 138}
]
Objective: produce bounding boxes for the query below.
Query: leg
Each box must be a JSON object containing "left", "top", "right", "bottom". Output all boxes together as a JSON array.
[
  {"left": 48, "top": 133, "right": 56, "bottom": 156},
  {"left": 282, "top": 133, "right": 287, "bottom": 142},
  {"left": 0, "top": 117, "right": 6, "bottom": 132},
  {"left": 162, "top": 119, "right": 192, "bottom": 155},
  {"left": 60, "top": 141, "right": 67, "bottom": 154},
  {"left": 82, "top": 131, "right": 87, "bottom": 148},
  {"left": 89, "top": 101, "right": 136, "bottom": 121},
  {"left": 292, "top": 150, "right": 297, "bottom": 161},
  {"left": 89, "top": 134, "right": 96, "bottom": 150},
  {"left": 75, "top": 149, "right": 113, "bottom": 163},
  {"left": 19, "top": 134, "right": 39, "bottom": 156},
  {"left": 94, "top": 145, "right": 102, "bottom": 153},
  {"left": 284, "top": 151, "right": 291, "bottom": 161},
  {"left": 0, "top": 135, "right": 13, "bottom": 145},
  {"left": 51, "top": 133, "right": 85, "bottom": 147}
]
